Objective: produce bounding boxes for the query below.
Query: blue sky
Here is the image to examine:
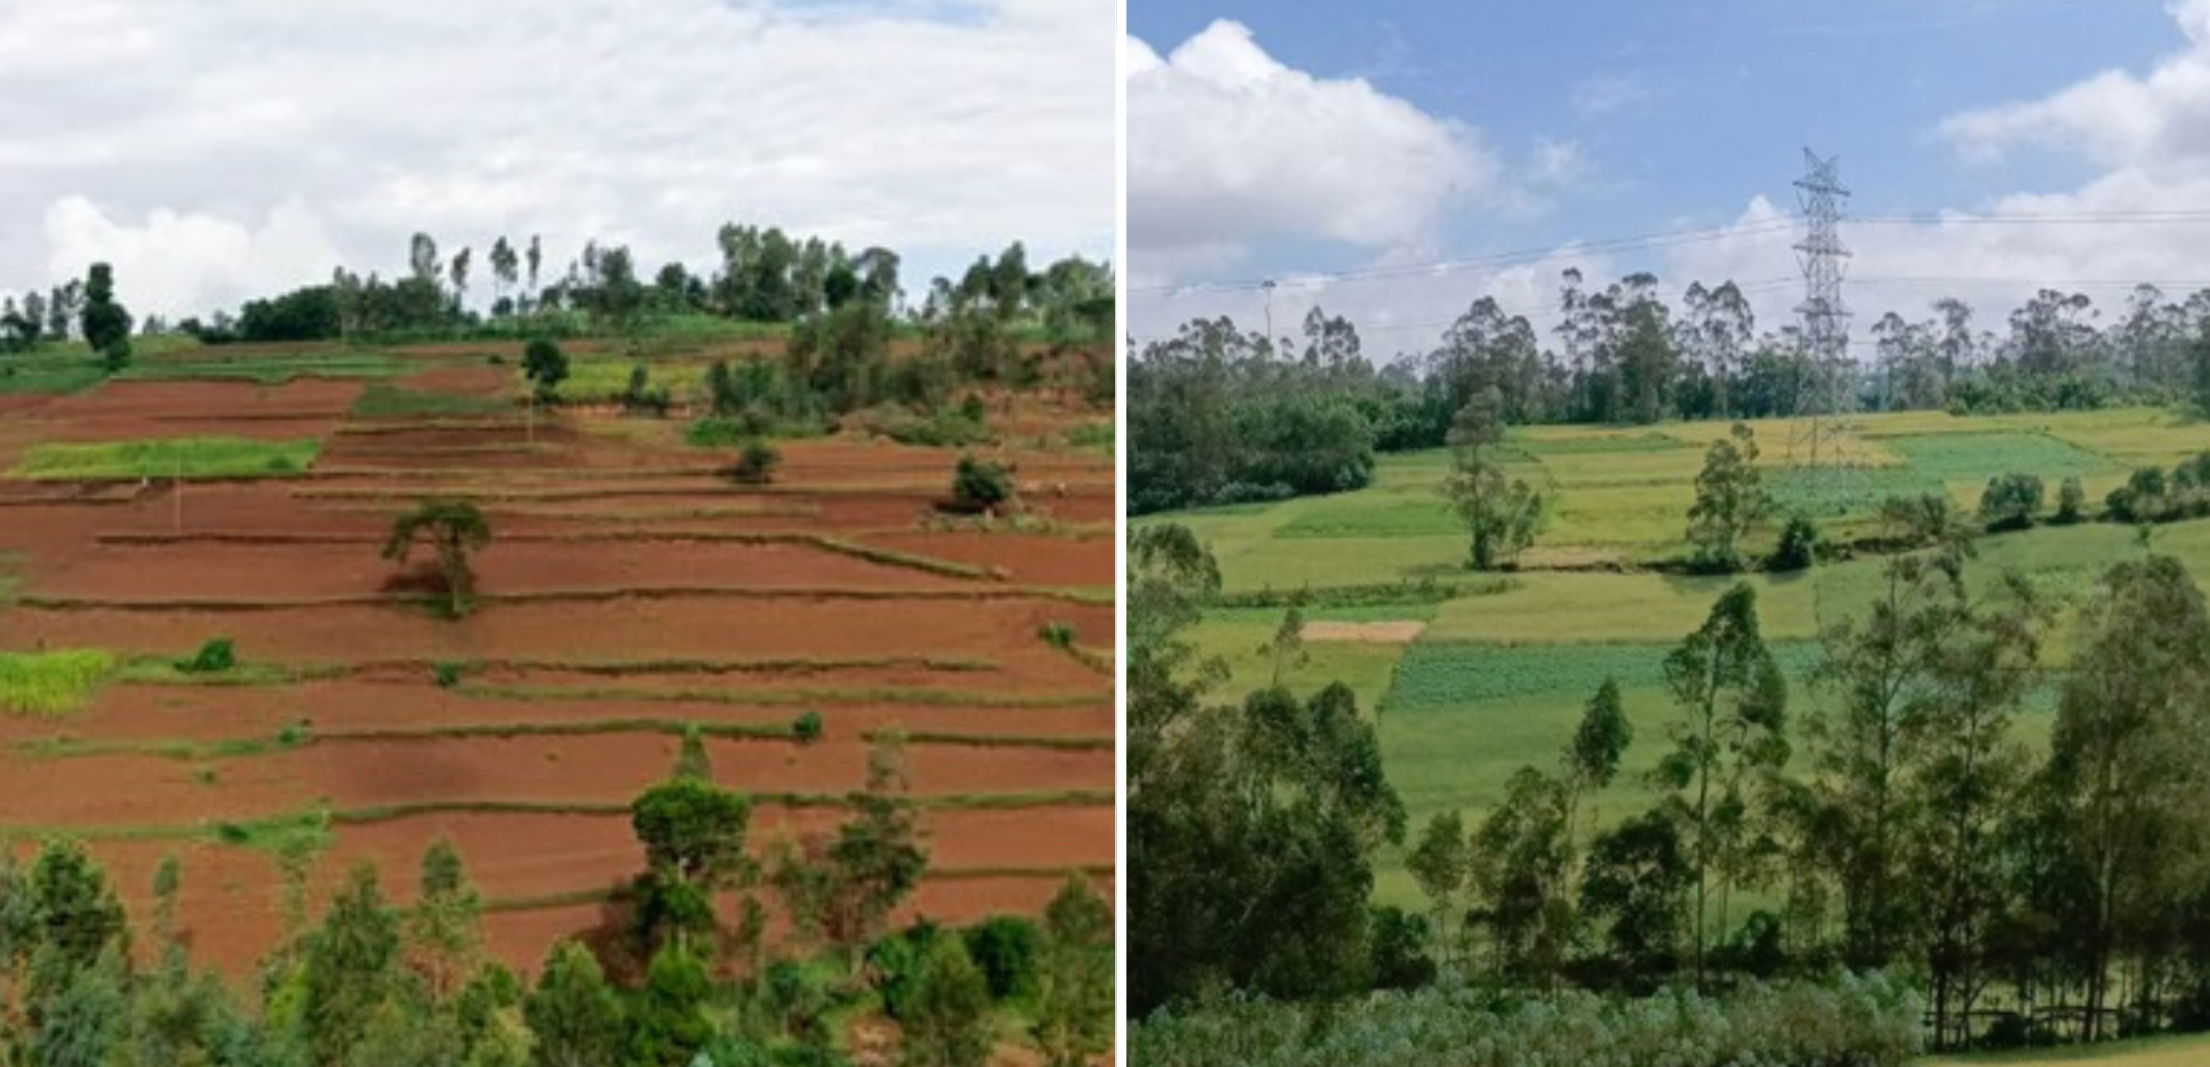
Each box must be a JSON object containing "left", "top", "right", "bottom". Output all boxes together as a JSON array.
[{"left": 1127, "top": 0, "right": 2210, "bottom": 353}]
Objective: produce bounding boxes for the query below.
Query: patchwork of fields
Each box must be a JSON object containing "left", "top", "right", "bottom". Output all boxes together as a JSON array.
[
  {"left": 1152, "top": 407, "right": 2210, "bottom": 911},
  {"left": 0, "top": 338, "right": 1115, "bottom": 977}
]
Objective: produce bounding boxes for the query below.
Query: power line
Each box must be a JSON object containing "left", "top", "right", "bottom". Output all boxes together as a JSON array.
[{"left": 1131, "top": 208, "right": 2210, "bottom": 301}]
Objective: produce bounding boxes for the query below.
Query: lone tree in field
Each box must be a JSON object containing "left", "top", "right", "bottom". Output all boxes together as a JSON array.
[
  {"left": 951, "top": 455, "right": 1015, "bottom": 513},
  {"left": 383, "top": 499, "right": 492, "bottom": 618},
  {"left": 522, "top": 337, "right": 568, "bottom": 403},
  {"left": 1686, "top": 423, "right": 1768, "bottom": 573},
  {"left": 1440, "top": 387, "right": 1545, "bottom": 570},
  {"left": 81, "top": 263, "right": 132, "bottom": 373}
]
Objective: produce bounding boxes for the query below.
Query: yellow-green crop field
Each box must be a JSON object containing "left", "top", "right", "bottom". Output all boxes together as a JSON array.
[{"left": 1145, "top": 406, "right": 2210, "bottom": 913}]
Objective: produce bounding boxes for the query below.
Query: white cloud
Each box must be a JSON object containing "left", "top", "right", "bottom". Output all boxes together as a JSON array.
[
  {"left": 42, "top": 198, "right": 345, "bottom": 320},
  {"left": 0, "top": 0, "right": 1114, "bottom": 319},
  {"left": 1141, "top": 2, "right": 2210, "bottom": 361},
  {"left": 1940, "top": 0, "right": 2210, "bottom": 170},
  {"left": 1126, "top": 19, "right": 1496, "bottom": 287}
]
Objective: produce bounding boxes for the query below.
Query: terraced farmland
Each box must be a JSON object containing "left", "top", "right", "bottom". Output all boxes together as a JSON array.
[
  {"left": 1145, "top": 406, "right": 2210, "bottom": 911},
  {"left": 0, "top": 338, "right": 1115, "bottom": 977}
]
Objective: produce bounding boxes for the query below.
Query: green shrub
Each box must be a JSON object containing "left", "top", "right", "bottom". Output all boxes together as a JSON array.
[
  {"left": 2054, "top": 475, "right": 2087, "bottom": 524},
  {"left": 175, "top": 637, "right": 236, "bottom": 674},
  {"left": 727, "top": 440, "right": 781, "bottom": 485},
  {"left": 1038, "top": 621, "right": 1075, "bottom": 650},
  {"left": 950, "top": 455, "right": 1014, "bottom": 512},
  {"left": 961, "top": 916, "right": 1042, "bottom": 1003},
  {"left": 1768, "top": 515, "right": 1818, "bottom": 572},
  {"left": 792, "top": 710, "right": 824, "bottom": 744},
  {"left": 1130, "top": 973, "right": 1923, "bottom": 1067},
  {"left": 1978, "top": 472, "right": 2045, "bottom": 532},
  {"left": 432, "top": 661, "right": 464, "bottom": 688},
  {"left": 868, "top": 922, "right": 944, "bottom": 1022}
]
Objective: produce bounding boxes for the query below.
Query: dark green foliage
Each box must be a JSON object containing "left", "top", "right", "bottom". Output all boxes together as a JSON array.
[
  {"left": 1441, "top": 388, "right": 1545, "bottom": 570},
  {"left": 949, "top": 455, "right": 1014, "bottom": 512},
  {"left": 174, "top": 637, "right": 235, "bottom": 674},
  {"left": 2054, "top": 475, "right": 2087, "bottom": 523},
  {"left": 383, "top": 498, "right": 492, "bottom": 618},
  {"left": 728, "top": 439, "right": 781, "bottom": 485},
  {"left": 300, "top": 863, "right": 404, "bottom": 1064},
  {"left": 626, "top": 944, "right": 715, "bottom": 1067},
  {"left": 522, "top": 338, "right": 568, "bottom": 401},
  {"left": 1128, "top": 680, "right": 1405, "bottom": 1013},
  {"left": 237, "top": 284, "right": 342, "bottom": 341},
  {"left": 28, "top": 839, "right": 126, "bottom": 976},
  {"left": 899, "top": 937, "right": 994, "bottom": 1067},
  {"left": 792, "top": 710, "right": 824, "bottom": 744},
  {"left": 961, "top": 917, "right": 1041, "bottom": 1003},
  {"left": 1769, "top": 514, "right": 1819, "bottom": 571},
  {"left": 432, "top": 661, "right": 463, "bottom": 688},
  {"left": 1032, "top": 876, "right": 1112, "bottom": 1067},
  {"left": 630, "top": 776, "right": 751, "bottom": 892},
  {"left": 1977, "top": 472, "right": 2045, "bottom": 532},
  {"left": 1130, "top": 974, "right": 1925, "bottom": 1067},
  {"left": 526, "top": 940, "right": 623, "bottom": 1067},
  {"left": 1037, "top": 621, "right": 1074, "bottom": 650},
  {"left": 1128, "top": 316, "right": 1381, "bottom": 513},
  {"left": 1686, "top": 423, "right": 1768, "bottom": 573},
  {"left": 2104, "top": 451, "right": 2210, "bottom": 524},
  {"left": 1578, "top": 809, "right": 1691, "bottom": 987},
  {"left": 1367, "top": 906, "right": 1436, "bottom": 991},
  {"left": 81, "top": 263, "right": 132, "bottom": 372},
  {"left": 870, "top": 921, "right": 944, "bottom": 1022},
  {"left": 620, "top": 364, "right": 672, "bottom": 416}
]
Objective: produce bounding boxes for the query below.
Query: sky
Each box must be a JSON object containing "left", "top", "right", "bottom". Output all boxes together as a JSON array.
[
  {"left": 0, "top": 0, "right": 1115, "bottom": 321},
  {"left": 1128, "top": 0, "right": 2210, "bottom": 358}
]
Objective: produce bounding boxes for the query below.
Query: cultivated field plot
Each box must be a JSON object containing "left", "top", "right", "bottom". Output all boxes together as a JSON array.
[
  {"left": 1148, "top": 406, "right": 2210, "bottom": 911},
  {"left": 0, "top": 340, "right": 1114, "bottom": 977}
]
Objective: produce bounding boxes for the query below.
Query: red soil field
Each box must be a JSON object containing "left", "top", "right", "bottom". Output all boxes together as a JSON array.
[{"left": 0, "top": 371, "right": 1115, "bottom": 980}]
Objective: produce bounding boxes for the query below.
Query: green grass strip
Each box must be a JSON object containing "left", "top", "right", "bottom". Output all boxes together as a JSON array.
[
  {"left": 455, "top": 683, "right": 1103, "bottom": 709},
  {"left": 0, "top": 650, "right": 116, "bottom": 717},
  {"left": 869, "top": 729, "right": 1113, "bottom": 752},
  {"left": 12, "top": 438, "right": 320, "bottom": 480}
]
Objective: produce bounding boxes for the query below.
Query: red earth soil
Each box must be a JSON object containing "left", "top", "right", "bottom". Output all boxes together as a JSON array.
[{"left": 0, "top": 376, "right": 1115, "bottom": 978}]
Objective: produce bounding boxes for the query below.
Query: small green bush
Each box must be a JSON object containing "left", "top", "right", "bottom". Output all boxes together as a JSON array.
[
  {"left": 728, "top": 440, "right": 781, "bottom": 485},
  {"left": 961, "top": 915, "right": 1042, "bottom": 1003},
  {"left": 432, "top": 661, "right": 464, "bottom": 688},
  {"left": 175, "top": 637, "right": 236, "bottom": 674},
  {"left": 1767, "top": 515, "right": 1818, "bottom": 573},
  {"left": 2054, "top": 475, "right": 2087, "bottom": 524},
  {"left": 792, "top": 711, "right": 824, "bottom": 744},
  {"left": 950, "top": 455, "right": 1014, "bottom": 512},
  {"left": 1978, "top": 472, "right": 2045, "bottom": 533},
  {"left": 1039, "top": 621, "right": 1075, "bottom": 649}
]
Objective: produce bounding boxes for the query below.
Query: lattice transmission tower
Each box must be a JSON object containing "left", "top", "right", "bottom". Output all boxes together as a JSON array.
[{"left": 1791, "top": 147, "right": 1852, "bottom": 467}]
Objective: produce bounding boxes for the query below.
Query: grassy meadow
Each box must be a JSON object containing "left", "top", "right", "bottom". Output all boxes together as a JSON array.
[{"left": 1146, "top": 406, "right": 2210, "bottom": 912}]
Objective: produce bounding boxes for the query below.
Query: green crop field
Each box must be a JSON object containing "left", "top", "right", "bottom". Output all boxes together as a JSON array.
[
  {"left": 1150, "top": 406, "right": 2210, "bottom": 914},
  {"left": 1922, "top": 1033, "right": 2210, "bottom": 1066},
  {"left": 12, "top": 437, "right": 321, "bottom": 480},
  {"left": 116, "top": 349, "right": 404, "bottom": 383}
]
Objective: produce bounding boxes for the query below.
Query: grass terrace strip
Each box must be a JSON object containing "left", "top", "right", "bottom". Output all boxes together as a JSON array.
[
  {"left": 0, "top": 649, "right": 116, "bottom": 716},
  {"left": 455, "top": 683, "right": 1105, "bottom": 709},
  {"left": 16, "top": 584, "right": 1106, "bottom": 611},
  {"left": 115, "top": 351, "right": 405, "bottom": 383},
  {"left": 11, "top": 438, "right": 322, "bottom": 480},
  {"left": 348, "top": 382, "right": 513, "bottom": 419},
  {"left": 94, "top": 530, "right": 1004, "bottom": 581},
  {"left": 14, "top": 718, "right": 796, "bottom": 761},
  {"left": 308, "top": 502, "right": 824, "bottom": 521},
  {"left": 868, "top": 729, "right": 1115, "bottom": 752},
  {"left": 0, "top": 791, "right": 1113, "bottom": 844}
]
